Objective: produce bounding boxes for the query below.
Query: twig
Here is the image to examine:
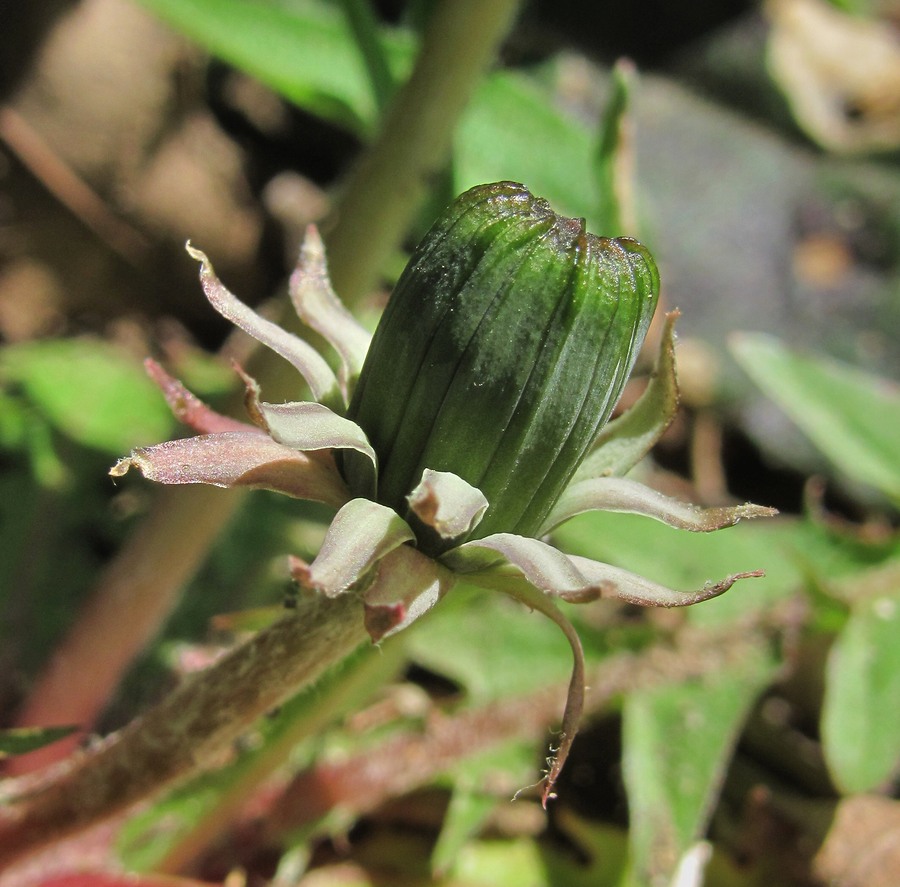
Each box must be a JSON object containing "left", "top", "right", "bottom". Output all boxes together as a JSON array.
[
  {"left": 0, "top": 105, "right": 152, "bottom": 263},
  {"left": 245, "top": 623, "right": 773, "bottom": 844}
]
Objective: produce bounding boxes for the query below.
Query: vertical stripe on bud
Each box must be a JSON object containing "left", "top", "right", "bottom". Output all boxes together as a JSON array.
[{"left": 342, "top": 181, "right": 659, "bottom": 555}]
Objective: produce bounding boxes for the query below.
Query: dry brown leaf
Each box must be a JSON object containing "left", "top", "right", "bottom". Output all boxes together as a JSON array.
[
  {"left": 813, "top": 794, "right": 900, "bottom": 887},
  {"left": 766, "top": 0, "right": 900, "bottom": 152}
]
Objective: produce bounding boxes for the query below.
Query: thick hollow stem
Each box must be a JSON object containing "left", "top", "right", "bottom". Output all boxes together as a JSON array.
[{"left": 0, "top": 591, "right": 368, "bottom": 870}]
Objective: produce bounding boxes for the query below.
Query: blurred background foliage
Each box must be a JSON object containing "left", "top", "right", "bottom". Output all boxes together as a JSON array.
[{"left": 0, "top": 1, "right": 898, "bottom": 885}]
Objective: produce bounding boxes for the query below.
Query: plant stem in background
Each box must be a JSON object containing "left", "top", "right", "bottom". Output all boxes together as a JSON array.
[
  {"left": 324, "top": 0, "right": 524, "bottom": 308},
  {"left": 11, "top": 0, "right": 523, "bottom": 771},
  {"left": 0, "top": 592, "right": 368, "bottom": 870}
]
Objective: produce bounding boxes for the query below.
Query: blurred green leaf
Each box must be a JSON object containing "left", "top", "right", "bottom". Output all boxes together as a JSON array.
[
  {"left": 338, "top": 0, "right": 397, "bottom": 113},
  {"left": 556, "top": 512, "right": 795, "bottom": 628},
  {"left": 0, "top": 339, "right": 174, "bottom": 455},
  {"left": 621, "top": 645, "right": 777, "bottom": 886},
  {"left": 449, "top": 833, "right": 626, "bottom": 887},
  {"left": 136, "top": 0, "right": 414, "bottom": 134},
  {"left": 730, "top": 333, "right": 900, "bottom": 504},
  {"left": 430, "top": 740, "right": 537, "bottom": 875},
  {"left": 0, "top": 725, "right": 78, "bottom": 758},
  {"left": 821, "top": 588, "right": 900, "bottom": 793},
  {"left": 137, "top": 0, "right": 610, "bottom": 232},
  {"left": 592, "top": 59, "right": 636, "bottom": 234},
  {"left": 455, "top": 70, "right": 600, "bottom": 228},
  {"left": 0, "top": 390, "right": 27, "bottom": 449},
  {"left": 403, "top": 584, "right": 574, "bottom": 702},
  {"left": 431, "top": 783, "right": 503, "bottom": 877},
  {"left": 21, "top": 412, "right": 69, "bottom": 488}
]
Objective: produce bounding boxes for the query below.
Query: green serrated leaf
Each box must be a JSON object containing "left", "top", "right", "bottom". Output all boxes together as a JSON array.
[
  {"left": 622, "top": 645, "right": 777, "bottom": 887},
  {"left": 730, "top": 333, "right": 900, "bottom": 504},
  {"left": 821, "top": 589, "right": 900, "bottom": 793},
  {"left": 0, "top": 339, "right": 174, "bottom": 455},
  {"left": 0, "top": 725, "right": 78, "bottom": 758}
]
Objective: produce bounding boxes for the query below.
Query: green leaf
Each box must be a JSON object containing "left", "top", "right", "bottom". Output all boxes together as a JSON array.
[
  {"left": 448, "top": 832, "right": 627, "bottom": 887},
  {"left": 404, "top": 585, "right": 574, "bottom": 702},
  {"left": 730, "top": 333, "right": 900, "bottom": 504},
  {"left": 0, "top": 339, "right": 174, "bottom": 455},
  {"left": 136, "top": 0, "right": 414, "bottom": 134},
  {"left": 455, "top": 71, "right": 602, "bottom": 229},
  {"left": 431, "top": 787, "right": 499, "bottom": 877},
  {"left": 0, "top": 725, "right": 78, "bottom": 758},
  {"left": 337, "top": 0, "right": 398, "bottom": 113},
  {"left": 821, "top": 588, "right": 900, "bottom": 793},
  {"left": 555, "top": 512, "right": 790, "bottom": 627},
  {"left": 430, "top": 741, "right": 536, "bottom": 876},
  {"left": 621, "top": 645, "right": 777, "bottom": 886}
]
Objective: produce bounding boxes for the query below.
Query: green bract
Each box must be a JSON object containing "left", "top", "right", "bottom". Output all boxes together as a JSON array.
[
  {"left": 113, "top": 182, "right": 773, "bottom": 801},
  {"left": 344, "top": 182, "right": 659, "bottom": 553}
]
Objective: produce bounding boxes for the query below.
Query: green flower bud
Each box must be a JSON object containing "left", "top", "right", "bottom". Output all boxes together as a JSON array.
[{"left": 342, "top": 181, "right": 659, "bottom": 555}]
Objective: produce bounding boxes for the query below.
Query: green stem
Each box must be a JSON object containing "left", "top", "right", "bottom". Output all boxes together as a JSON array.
[
  {"left": 324, "top": 0, "right": 523, "bottom": 307},
  {"left": 0, "top": 592, "right": 369, "bottom": 870}
]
